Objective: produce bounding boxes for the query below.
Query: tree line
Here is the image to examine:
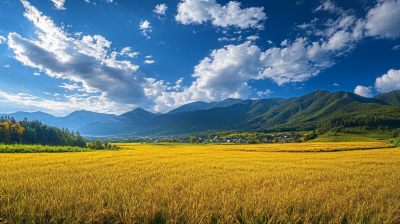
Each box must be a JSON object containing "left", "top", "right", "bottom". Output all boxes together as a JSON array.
[
  {"left": 0, "top": 116, "right": 87, "bottom": 147},
  {"left": 325, "top": 107, "right": 400, "bottom": 129}
]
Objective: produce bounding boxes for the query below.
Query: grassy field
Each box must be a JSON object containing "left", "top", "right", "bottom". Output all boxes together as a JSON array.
[
  {"left": 309, "top": 133, "right": 379, "bottom": 142},
  {"left": 1, "top": 143, "right": 400, "bottom": 223},
  {"left": 309, "top": 129, "right": 396, "bottom": 142}
]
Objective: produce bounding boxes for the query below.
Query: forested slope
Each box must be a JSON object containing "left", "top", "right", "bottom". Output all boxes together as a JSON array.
[{"left": 0, "top": 116, "right": 86, "bottom": 146}]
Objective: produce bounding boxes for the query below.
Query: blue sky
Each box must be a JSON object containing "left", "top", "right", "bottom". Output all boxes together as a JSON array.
[{"left": 0, "top": 0, "right": 399, "bottom": 116}]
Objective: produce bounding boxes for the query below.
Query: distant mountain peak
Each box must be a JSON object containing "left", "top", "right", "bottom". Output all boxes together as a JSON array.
[
  {"left": 311, "top": 89, "right": 330, "bottom": 95},
  {"left": 166, "top": 98, "right": 244, "bottom": 115},
  {"left": 221, "top": 97, "right": 242, "bottom": 101},
  {"left": 120, "top": 108, "right": 155, "bottom": 117},
  {"left": 132, "top": 107, "right": 147, "bottom": 112}
]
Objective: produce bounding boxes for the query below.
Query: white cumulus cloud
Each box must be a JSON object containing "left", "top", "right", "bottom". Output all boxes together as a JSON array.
[
  {"left": 139, "top": 20, "right": 152, "bottom": 38},
  {"left": 50, "top": 0, "right": 66, "bottom": 10},
  {"left": 256, "top": 89, "right": 273, "bottom": 97},
  {"left": 375, "top": 69, "right": 400, "bottom": 93},
  {"left": 139, "top": 20, "right": 151, "bottom": 29},
  {"left": 218, "top": 37, "right": 236, "bottom": 41},
  {"left": 354, "top": 85, "right": 373, "bottom": 97},
  {"left": 144, "top": 60, "right": 155, "bottom": 64},
  {"left": 8, "top": 0, "right": 149, "bottom": 109},
  {"left": 364, "top": 0, "right": 400, "bottom": 39},
  {"left": 175, "top": 0, "right": 267, "bottom": 30},
  {"left": 173, "top": 78, "right": 184, "bottom": 90},
  {"left": 152, "top": 38, "right": 337, "bottom": 111},
  {"left": 51, "top": 0, "right": 65, "bottom": 10},
  {"left": 0, "top": 35, "right": 6, "bottom": 44},
  {"left": 154, "top": 4, "right": 167, "bottom": 15},
  {"left": 246, "top": 35, "right": 259, "bottom": 41}
]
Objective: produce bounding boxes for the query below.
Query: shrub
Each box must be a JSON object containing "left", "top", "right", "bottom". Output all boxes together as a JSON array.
[
  {"left": 388, "top": 138, "right": 400, "bottom": 147},
  {"left": 190, "top": 137, "right": 197, "bottom": 143}
]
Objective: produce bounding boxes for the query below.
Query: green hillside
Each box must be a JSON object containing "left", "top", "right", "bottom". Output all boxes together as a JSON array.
[
  {"left": 373, "top": 90, "right": 400, "bottom": 105},
  {"left": 251, "top": 91, "right": 390, "bottom": 132},
  {"left": 166, "top": 98, "right": 243, "bottom": 114},
  {"left": 135, "top": 90, "right": 400, "bottom": 136},
  {"left": 137, "top": 98, "right": 283, "bottom": 135}
]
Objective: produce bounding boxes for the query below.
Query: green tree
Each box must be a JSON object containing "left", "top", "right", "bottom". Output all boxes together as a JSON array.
[
  {"left": 248, "top": 138, "right": 259, "bottom": 144},
  {"left": 190, "top": 137, "right": 197, "bottom": 143},
  {"left": 74, "top": 135, "right": 87, "bottom": 148},
  {"left": 94, "top": 140, "right": 103, "bottom": 149},
  {"left": 0, "top": 122, "right": 10, "bottom": 143},
  {"left": 23, "top": 127, "right": 37, "bottom": 144},
  {"left": 11, "top": 122, "right": 24, "bottom": 143}
]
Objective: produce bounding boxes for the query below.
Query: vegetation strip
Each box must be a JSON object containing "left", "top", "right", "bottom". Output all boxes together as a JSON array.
[{"left": 0, "top": 144, "right": 93, "bottom": 153}]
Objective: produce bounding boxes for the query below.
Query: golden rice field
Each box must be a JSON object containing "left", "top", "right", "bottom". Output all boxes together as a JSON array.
[{"left": 1, "top": 142, "right": 400, "bottom": 223}]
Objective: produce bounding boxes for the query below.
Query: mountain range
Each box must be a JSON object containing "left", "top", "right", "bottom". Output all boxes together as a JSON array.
[
  {"left": 2, "top": 90, "right": 400, "bottom": 136},
  {"left": 0, "top": 97, "right": 243, "bottom": 135}
]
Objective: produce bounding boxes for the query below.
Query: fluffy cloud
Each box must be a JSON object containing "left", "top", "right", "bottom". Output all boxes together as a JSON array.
[
  {"left": 155, "top": 7, "right": 399, "bottom": 111},
  {"left": 144, "top": 60, "right": 155, "bottom": 64},
  {"left": 8, "top": 0, "right": 148, "bottom": 108},
  {"left": 393, "top": 45, "right": 400, "bottom": 50},
  {"left": 59, "top": 83, "right": 85, "bottom": 91},
  {"left": 314, "top": 0, "right": 343, "bottom": 14},
  {"left": 292, "top": 0, "right": 400, "bottom": 69},
  {"left": 246, "top": 35, "right": 259, "bottom": 41},
  {"left": 354, "top": 85, "right": 373, "bottom": 97},
  {"left": 218, "top": 37, "right": 236, "bottom": 41},
  {"left": 375, "top": 69, "right": 400, "bottom": 93},
  {"left": 152, "top": 38, "right": 337, "bottom": 111},
  {"left": 139, "top": 20, "right": 152, "bottom": 38},
  {"left": 3, "top": 65, "right": 10, "bottom": 68},
  {"left": 258, "top": 37, "right": 336, "bottom": 85},
  {"left": 310, "top": 0, "right": 400, "bottom": 41},
  {"left": 256, "top": 89, "right": 273, "bottom": 97},
  {"left": 173, "top": 78, "right": 184, "bottom": 90},
  {"left": 0, "top": 35, "right": 6, "bottom": 44},
  {"left": 154, "top": 4, "right": 167, "bottom": 15},
  {"left": 145, "top": 55, "right": 152, "bottom": 58},
  {"left": 50, "top": 0, "right": 66, "bottom": 10},
  {"left": 364, "top": 0, "right": 400, "bottom": 39},
  {"left": 111, "top": 47, "right": 139, "bottom": 59},
  {"left": 139, "top": 20, "right": 151, "bottom": 29},
  {"left": 175, "top": 0, "right": 267, "bottom": 30}
]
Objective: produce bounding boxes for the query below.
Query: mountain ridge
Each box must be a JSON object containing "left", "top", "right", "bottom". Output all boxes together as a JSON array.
[
  {"left": 166, "top": 98, "right": 243, "bottom": 114},
  {"left": 3, "top": 90, "right": 400, "bottom": 136},
  {"left": 135, "top": 90, "right": 400, "bottom": 136}
]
